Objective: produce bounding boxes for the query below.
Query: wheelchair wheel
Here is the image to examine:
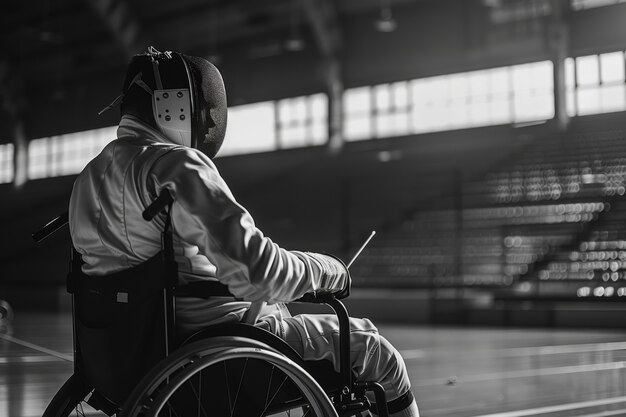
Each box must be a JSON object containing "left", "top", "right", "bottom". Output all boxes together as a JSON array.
[
  {"left": 42, "top": 374, "right": 92, "bottom": 417},
  {"left": 0, "top": 299, "right": 13, "bottom": 323},
  {"left": 120, "top": 338, "right": 339, "bottom": 417}
]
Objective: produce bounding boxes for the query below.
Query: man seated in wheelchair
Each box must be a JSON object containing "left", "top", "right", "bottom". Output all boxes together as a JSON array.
[{"left": 68, "top": 47, "right": 419, "bottom": 417}]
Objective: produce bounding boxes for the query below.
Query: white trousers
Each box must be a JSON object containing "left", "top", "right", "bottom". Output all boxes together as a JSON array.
[
  {"left": 177, "top": 299, "right": 412, "bottom": 402},
  {"left": 258, "top": 305, "right": 412, "bottom": 402}
]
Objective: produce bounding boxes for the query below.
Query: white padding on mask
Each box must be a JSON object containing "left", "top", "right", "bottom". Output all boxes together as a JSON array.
[{"left": 153, "top": 89, "right": 192, "bottom": 147}]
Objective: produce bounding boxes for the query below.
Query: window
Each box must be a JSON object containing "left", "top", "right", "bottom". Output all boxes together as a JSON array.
[
  {"left": 27, "top": 126, "right": 116, "bottom": 180},
  {"left": 566, "top": 51, "right": 626, "bottom": 116},
  {"left": 310, "top": 94, "right": 328, "bottom": 145},
  {"left": 600, "top": 52, "right": 626, "bottom": 113},
  {"left": 571, "top": 0, "right": 626, "bottom": 10},
  {"left": 468, "top": 68, "right": 512, "bottom": 126},
  {"left": 343, "top": 87, "right": 372, "bottom": 141},
  {"left": 411, "top": 75, "right": 449, "bottom": 133},
  {"left": 220, "top": 101, "right": 276, "bottom": 156},
  {"left": 27, "top": 138, "right": 49, "bottom": 180},
  {"left": 409, "top": 61, "right": 552, "bottom": 133},
  {"left": 374, "top": 82, "right": 411, "bottom": 138},
  {"left": 0, "top": 143, "right": 13, "bottom": 184},
  {"left": 565, "top": 57, "right": 576, "bottom": 117},
  {"left": 511, "top": 61, "right": 554, "bottom": 122},
  {"left": 277, "top": 93, "right": 328, "bottom": 148}
]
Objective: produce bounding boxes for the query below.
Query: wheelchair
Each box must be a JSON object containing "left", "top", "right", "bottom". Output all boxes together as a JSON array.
[{"left": 34, "top": 190, "right": 390, "bottom": 417}]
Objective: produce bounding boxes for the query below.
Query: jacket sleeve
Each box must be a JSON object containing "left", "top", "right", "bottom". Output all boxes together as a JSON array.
[{"left": 149, "top": 148, "right": 349, "bottom": 303}]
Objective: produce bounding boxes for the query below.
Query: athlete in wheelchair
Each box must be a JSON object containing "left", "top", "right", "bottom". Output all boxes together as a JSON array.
[{"left": 39, "top": 48, "right": 419, "bottom": 417}]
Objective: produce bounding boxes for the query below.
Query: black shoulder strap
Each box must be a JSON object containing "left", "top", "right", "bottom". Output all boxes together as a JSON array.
[
  {"left": 162, "top": 198, "right": 174, "bottom": 260},
  {"left": 67, "top": 247, "right": 82, "bottom": 294},
  {"left": 161, "top": 199, "right": 178, "bottom": 289}
]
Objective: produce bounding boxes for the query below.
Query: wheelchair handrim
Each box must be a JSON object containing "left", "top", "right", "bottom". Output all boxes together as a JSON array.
[
  {"left": 150, "top": 347, "right": 337, "bottom": 416},
  {"left": 119, "top": 338, "right": 339, "bottom": 417}
]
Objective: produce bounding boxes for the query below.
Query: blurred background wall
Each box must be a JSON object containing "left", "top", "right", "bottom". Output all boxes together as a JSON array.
[{"left": 3, "top": 0, "right": 626, "bottom": 327}]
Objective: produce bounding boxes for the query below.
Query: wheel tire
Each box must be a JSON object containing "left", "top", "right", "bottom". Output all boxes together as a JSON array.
[
  {"left": 120, "top": 338, "right": 338, "bottom": 417},
  {"left": 42, "top": 375, "right": 90, "bottom": 417},
  {"left": 0, "top": 299, "right": 13, "bottom": 323}
]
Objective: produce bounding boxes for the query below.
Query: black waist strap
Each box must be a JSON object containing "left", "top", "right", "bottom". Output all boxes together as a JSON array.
[{"left": 175, "top": 281, "right": 235, "bottom": 298}]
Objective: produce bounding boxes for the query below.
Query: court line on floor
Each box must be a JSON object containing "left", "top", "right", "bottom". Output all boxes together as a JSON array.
[
  {"left": 581, "top": 410, "right": 626, "bottom": 417},
  {"left": 0, "top": 333, "right": 73, "bottom": 362},
  {"left": 500, "top": 341, "right": 626, "bottom": 357},
  {"left": 470, "top": 395, "right": 626, "bottom": 417},
  {"left": 416, "top": 361, "right": 626, "bottom": 387},
  {"left": 0, "top": 355, "right": 67, "bottom": 364},
  {"left": 401, "top": 340, "right": 626, "bottom": 360}
]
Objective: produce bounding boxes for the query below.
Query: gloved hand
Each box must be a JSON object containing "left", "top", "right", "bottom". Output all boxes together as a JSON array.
[{"left": 305, "top": 252, "right": 351, "bottom": 298}]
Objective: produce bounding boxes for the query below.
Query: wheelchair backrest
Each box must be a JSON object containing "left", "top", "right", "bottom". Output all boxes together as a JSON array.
[{"left": 69, "top": 250, "right": 177, "bottom": 406}]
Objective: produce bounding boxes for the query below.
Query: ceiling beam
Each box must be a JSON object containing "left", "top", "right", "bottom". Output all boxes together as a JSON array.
[
  {"left": 295, "top": 0, "right": 342, "bottom": 57},
  {"left": 548, "top": 0, "right": 570, "bottom": 132},
  {"left": 296, "top": 0, "right": 344, "bottom": 152},
  {"left": 0, "top": 60, "right": 24, "bottom": 118}
]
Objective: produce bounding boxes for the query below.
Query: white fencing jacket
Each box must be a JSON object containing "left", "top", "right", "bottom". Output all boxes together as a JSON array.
[{"left": 69, "top": 116, "right": 347, "bottom": 329}]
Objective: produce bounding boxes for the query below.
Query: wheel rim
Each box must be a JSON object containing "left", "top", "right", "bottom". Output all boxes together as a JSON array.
[
  {"left": 122, "top": 343, "right": 337, "bottom": 417},
  {"left": 42, "top": 375, "right": 108, "bottom": 417}
]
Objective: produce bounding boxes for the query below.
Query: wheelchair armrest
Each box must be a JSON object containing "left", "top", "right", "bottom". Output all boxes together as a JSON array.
[
  {"left": 295, "top": 281, "right": 351, "bottom": 304},
  {"left": 295, "top": 291, "right": 337, "bottom": 304}
]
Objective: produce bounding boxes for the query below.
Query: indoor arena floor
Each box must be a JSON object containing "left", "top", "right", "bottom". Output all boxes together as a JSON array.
[{"left": 1, "top": 311, "right": 626, "bottom": 417}]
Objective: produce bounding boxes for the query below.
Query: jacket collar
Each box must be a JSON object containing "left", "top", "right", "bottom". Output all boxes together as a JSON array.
[{"left": 117, "top": 115, "right": 179, "bottom": 145}]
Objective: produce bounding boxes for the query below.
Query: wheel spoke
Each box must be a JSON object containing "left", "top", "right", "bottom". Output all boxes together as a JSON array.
[
  {"left": 165, "top": 400, "right": 181, "bottom": 417},
  {"left": 197, "top": 372, "right": 202, "bottom": 417},
  {"left": 131, "top": 346, "right": 336, "bottom": 417},
  {"left": 258, "top": 375, "right": 288, "bottom": 416},
  {"left": 224, "top": 361, "right": 233, "bottom": 415},
  {"left": 231, "top": 358, "right": 249, "bottom": 417},
  {"left": 265, "top": 365, "right": 276, "bottom": 409},
  {"left": 186, "top": 373, "right": 208, "bottom": 417}
]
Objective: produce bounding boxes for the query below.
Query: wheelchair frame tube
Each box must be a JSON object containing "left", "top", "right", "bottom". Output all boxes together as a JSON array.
[
  {"left": 71, "top": 294, "right": 78, "bottom": 373},
  {"left": 162, "top": 216, "right": 177, "bottom": 355},
  {"left": 326, "top": 298, "right": 352, "bottom": 396},
  {"left": 68, "top": 248, "right": 80, "bottom": 375}
]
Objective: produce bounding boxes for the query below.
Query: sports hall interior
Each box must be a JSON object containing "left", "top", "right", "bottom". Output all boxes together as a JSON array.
[{"left": 3, "top": 0, "right": 626, "bottom": 416}]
